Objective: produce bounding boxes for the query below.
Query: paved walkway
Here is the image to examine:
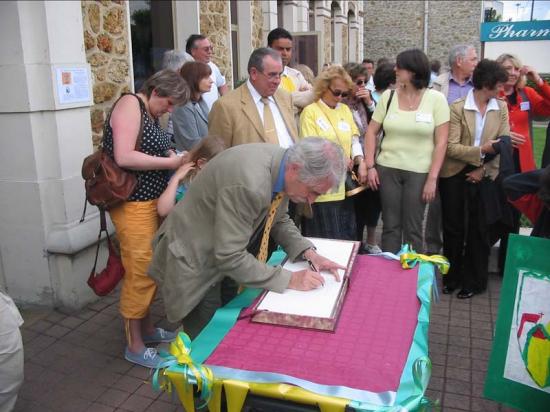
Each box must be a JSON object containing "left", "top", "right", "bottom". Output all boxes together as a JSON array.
[{"left": 14, "top": 266, "right": 518, "bottom": 411}]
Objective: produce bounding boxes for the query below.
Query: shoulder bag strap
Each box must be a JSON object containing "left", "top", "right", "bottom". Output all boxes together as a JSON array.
[
  {"left": 102, "top": 93, "right": 145, "bottom": 152},
  {"left": 377, "top": 89, "right": 395, "bottom": 159},
  {"left": 90, "top": 209, "right": 111, "bottom": 276}
]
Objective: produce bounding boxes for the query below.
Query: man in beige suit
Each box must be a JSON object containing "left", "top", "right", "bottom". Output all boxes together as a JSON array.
[
  {"left": 149, "top": 138, "right": 346, "bottom": 337},
  {"left": 208, "top": 48, "right": 298, "bottom": 148}
]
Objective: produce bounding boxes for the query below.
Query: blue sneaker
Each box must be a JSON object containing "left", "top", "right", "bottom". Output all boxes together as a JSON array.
[
  {"left": 142, "top": 327, "right": 177, "bottom": 344},
  {"left": 124, "top": 347, "right": 164, "bottom": 368}
]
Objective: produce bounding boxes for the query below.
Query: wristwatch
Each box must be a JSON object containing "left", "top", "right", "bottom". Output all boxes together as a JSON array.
[{"left": 301, "top": 246, "right": 317, "bottom": 260}]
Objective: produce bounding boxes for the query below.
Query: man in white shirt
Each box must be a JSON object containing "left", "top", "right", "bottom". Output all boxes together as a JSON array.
[
  {"left": 267, "top": 28, "right": 313, "bottom": 110},
  {"left": 186, "top": 34, "right": 229, "bottom": 110},
  {"left": 208, "top": 48, "right": 297, "bottom": 148},
  {"left": 362, "top": 58, "right": 375, "bottom": 92}
]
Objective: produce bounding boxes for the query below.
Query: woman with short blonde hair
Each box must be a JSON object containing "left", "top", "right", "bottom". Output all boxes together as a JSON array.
[{"left": 299, "top": 65, "right": 363, "bottom": 240}]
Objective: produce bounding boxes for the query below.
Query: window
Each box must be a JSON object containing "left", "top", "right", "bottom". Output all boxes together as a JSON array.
[{"left": 130, "top": 0, "right": 174, "bottom": 91}]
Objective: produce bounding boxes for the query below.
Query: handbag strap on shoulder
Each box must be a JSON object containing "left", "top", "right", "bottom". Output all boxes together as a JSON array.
[{"left": 100, "top": 93, "right": 145, "bottom": 152}]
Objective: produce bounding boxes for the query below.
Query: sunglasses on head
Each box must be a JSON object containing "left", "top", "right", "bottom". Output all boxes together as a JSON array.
[{"left": 328, "top": 87, "right": 349, "bottom": 98}]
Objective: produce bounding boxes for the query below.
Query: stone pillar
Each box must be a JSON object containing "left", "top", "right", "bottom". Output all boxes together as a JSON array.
[
  {"left": 333, "top": 12, "right": 347, "bottom": 64},
  {"left": 282, "top": 1, "right": 298, "bottom": 32},
  {"left": 237, "top": 1, "right": 253, "bottom": 80},
  {"left": 315, "top": 2, "right": 331, "bottom": 65},
  {"left": 357, "top": 2, "right": 364, "bottom": 60},
  {"left": 173, "top": 0, "right": 200, "bottom": 51},
  {"left": 262, "top": 0, "right": 278, "bottom": 34},
  {"left": 348, "top": 20, "right": 357, "bottom": 62},
  {"left": 0, "top": 1, "right": 102, "bottom": 308},
  {"left": 283, "top": 0, "right": 309, "bottom": 32}
]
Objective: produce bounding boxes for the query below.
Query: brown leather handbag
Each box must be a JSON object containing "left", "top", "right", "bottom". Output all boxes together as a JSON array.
[{"left": 81, "top": 94, "right": 144, "bottom": 212}]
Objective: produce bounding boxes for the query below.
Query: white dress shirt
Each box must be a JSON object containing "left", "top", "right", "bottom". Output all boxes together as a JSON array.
[
  {"left": 246, "top": 80, "right": 294, "bottom": 148},
  {"left": 464, "top": 89, "right": 500, "bottom": 147}
]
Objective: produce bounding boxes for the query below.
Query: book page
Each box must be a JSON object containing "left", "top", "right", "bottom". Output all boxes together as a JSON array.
[{"left": 257, "top": 238, "right": 355, "bottom": 318}]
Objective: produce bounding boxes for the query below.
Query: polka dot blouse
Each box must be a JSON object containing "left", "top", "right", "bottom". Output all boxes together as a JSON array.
[{"left": 103, "top": 94, "right": 171, "bottom": 201}]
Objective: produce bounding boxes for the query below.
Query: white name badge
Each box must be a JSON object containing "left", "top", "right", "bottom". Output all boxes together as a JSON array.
[
  {"left": 316, "top": 117, "right": 330, "bottom": 132},
  {"left": 520, "top": 101, "right": 530, "bottom": 111},
  {"left": 416, "top": 113, "right": 433, "bottom": 123},
  {"left": 338, "top": 120, "right": 351, "bottom": 132}
]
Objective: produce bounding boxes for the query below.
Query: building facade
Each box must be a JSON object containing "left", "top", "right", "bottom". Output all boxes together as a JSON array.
[
  {"left": 0, "top": 0, "right": 365, "bottom": 309},
  {"left": 363, "top": 0, "right": 483, "bottom": 70}
]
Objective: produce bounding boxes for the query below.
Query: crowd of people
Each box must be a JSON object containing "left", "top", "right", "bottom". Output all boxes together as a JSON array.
[{"left": 101, "top": 28, "right": 550, "bottom": 368}]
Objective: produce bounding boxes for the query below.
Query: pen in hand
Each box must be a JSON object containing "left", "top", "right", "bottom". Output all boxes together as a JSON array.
[{"left": 307, "top": 259, "right": 325, "bottom": 287}]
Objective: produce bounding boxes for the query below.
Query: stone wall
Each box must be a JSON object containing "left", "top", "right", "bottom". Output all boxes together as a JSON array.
[
  {"left": 251, "top": 0, "right": 264, "bottom": 49},
  {"left": 363, "top": 0, "right": 425, "bottom": 62},
  {"left": 200, "top": 0, "right": 232, "bottom": 88},
  {"left": 363, "top": 0, "right": 481, "bottom": 67},
  {"left": 81, "top": 0, "right": 132, "bottom": 148},
  {"left": 428, "top": 1, "right": 481, "bottom": 70}
]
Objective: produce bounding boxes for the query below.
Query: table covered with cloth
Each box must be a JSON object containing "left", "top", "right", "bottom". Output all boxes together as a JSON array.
[{"left": 153, "top": 250, "right": 444, "bottom": 412}]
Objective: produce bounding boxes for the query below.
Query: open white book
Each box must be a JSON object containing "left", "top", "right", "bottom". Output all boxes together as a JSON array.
[{"left": 252, "top": 237, "right": 360, "bottom": 331}]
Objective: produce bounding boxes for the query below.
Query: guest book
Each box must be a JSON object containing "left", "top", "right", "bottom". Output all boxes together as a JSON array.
[{"left": 251, "top": 237, "right": 360, "bottom": 331}]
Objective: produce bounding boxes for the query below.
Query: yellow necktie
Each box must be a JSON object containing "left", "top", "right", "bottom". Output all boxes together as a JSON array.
[
  {"left": 281, "top": 74, "right": 296, "bottom": 93},
  {"left": 257, "top": 193, "right": 284, "bottom": 263},
  {"left": 261, "top": 97, "right": 279, "bottom": 145}
]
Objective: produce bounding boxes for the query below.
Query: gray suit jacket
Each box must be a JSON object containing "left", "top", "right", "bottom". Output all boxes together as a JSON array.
[
  {"left": 172, "top": 99, "right": 209, "bottom": 151},
  {"left": 149, "top": 144, "right": 313, "bottom": 322}
]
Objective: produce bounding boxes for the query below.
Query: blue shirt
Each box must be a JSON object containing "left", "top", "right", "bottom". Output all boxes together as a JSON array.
[
  {"left": 447, "top": 74, "right": 474, "bottom": 105},
  {"left": 273, "top": 151, "right": 288, "bottom": 196}
]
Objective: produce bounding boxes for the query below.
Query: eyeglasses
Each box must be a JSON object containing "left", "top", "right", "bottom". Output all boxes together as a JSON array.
[
  {"left": 258, "top": 70, "right": 282, "bottom": 81},
  {"left": 328, "top": 87, "right": 349, "bottom": 98},
  {"left": 355, "top": 79, "right": 366, "bottom": 86}
]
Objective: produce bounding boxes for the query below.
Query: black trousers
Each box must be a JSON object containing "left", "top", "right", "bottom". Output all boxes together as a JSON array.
[{"left": 439, "top": 171, "right": 491, "bottom": 292}]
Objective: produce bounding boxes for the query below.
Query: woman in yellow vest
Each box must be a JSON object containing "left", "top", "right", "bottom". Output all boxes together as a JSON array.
[{"left": 299, "top": 65, "right": 364, "bottom": 240}]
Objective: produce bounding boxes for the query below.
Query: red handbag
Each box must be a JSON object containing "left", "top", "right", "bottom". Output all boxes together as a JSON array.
[{"left": 87, "top": 210, "right": 124, "bottom": 296}]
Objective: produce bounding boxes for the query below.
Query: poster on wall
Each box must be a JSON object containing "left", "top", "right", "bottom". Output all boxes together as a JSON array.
[
  {"left": 55, "top": 67, "right": 91, "bottom": 105},
  {"left": 485, "top": 234, "right": 550, "bottom": 411}
]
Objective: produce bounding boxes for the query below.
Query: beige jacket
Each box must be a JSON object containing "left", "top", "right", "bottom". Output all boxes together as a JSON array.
[
  {"left": 208, "top": 83, "right": 298, "bottom": 148},
  {"left": 440, "top": 97, "right": 510, "bottom": 179}
]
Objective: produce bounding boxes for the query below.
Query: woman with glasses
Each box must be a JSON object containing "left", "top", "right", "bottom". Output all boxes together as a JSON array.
[
  {"left": 362, "top": 49, "right": 449, "bottom": 253},
  {"left": 342, "top": 63, "right": 381, "bottom": 253},
  {"left": 299, "top": 65, "right": 362, "bottom": 240}
]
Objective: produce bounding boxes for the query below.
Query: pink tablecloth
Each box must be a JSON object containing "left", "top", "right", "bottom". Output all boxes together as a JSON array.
[{"left": 205, "top": 255, "right": 420, "bottom": 393}]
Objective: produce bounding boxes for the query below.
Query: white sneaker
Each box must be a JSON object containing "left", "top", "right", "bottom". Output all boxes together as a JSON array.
[{"left": 364, "top": 244, "right": 382, "bottom": 254}]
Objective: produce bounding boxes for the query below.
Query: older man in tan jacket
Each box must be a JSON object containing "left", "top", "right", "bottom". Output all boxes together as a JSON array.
[{"left": 208, "top": 48, "right": 297, "bottom": 148}]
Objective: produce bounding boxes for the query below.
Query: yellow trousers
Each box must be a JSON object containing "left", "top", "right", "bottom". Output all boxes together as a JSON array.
[{"left": 109, "top": 200, "right": 159, "bottom": 319}]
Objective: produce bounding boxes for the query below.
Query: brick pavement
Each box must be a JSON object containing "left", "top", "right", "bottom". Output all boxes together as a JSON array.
[{"left": 14, "top": 270, "right": 518, "bottom": 412}]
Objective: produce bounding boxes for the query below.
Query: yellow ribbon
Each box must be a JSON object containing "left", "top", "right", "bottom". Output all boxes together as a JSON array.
[
  {"left": 400, "top": 250, "right": 449, "bottom": 275},
  {"left": 153, "top": 332, "right": 214, "bottom": 412}
]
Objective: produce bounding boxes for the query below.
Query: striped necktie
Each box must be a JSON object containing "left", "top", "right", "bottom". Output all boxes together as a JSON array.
[
  {"left": 257, "top": 192, "right": 284, "bottom": 263},
  {"left": 261, "top": 97, "right": 279, "bottom": 145}
]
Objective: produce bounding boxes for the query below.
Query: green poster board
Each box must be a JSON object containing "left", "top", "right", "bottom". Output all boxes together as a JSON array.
[{"left": 485, "top": 234, "right": 550, "bottom": 411}]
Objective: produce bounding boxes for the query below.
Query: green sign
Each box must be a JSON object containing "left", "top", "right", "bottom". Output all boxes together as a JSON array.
[
  {"left": 481, "top": 20, "right": 550, "bottom": 42},
  {"left": 485, "top": 234, "right": 550, "bottom": 411}
]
